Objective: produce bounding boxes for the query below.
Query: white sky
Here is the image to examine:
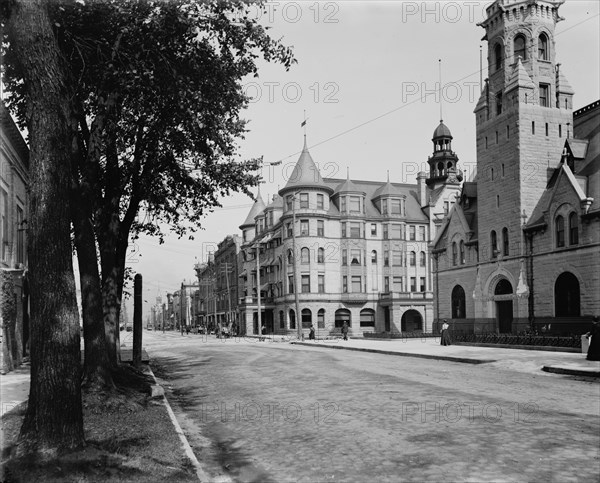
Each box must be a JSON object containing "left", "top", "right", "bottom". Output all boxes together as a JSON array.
[{"left": 126, "top": 0, "right": 600, "bottom": 318}]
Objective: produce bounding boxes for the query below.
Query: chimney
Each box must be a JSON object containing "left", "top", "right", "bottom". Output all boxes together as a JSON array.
[{"left": 417, "top": 172, "right": 428, "bottom": 207}]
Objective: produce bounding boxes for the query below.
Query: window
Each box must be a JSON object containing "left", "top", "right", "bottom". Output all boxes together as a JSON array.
[
  {"left": 351, "top": 276, "right": 362, "bottom": 293},
  {"left": 286, "top": 222, "right": 293, "bottom": 238},
  {"left": 300, "top": 220, "right": 309, "bottom": 236},
  {"left": 349, "top": 222, "right": 361, "bottom": 238},
  {"left": 349, "top": 196, "right": 361, "bottom": 213},
  {"left": 301, "top": 309, "right": 312, "bottom": 329},
  {"left": 317, "top": 309, "right": 325, "bottom": 328},
  {"left": 502, "top": 228, "right": 509, "bottom": 256},
  {"left": 287, "top": 249, "right": 294, "bottom": 265},
  {"left": 495, "top": 131, "right": 499, "bottom": 144},
  {"left": 1, "top": 189, "right": 7, "bottom": 261},
  {"left": 279, "top": 311, "right": 285, "bottom": 329},
  {"left": 545, "top": 123, "right": 549, "bottom": 136},
  {"left": 555, "top": 272, "right": 580, "bottom": 316},
  {"left": 491, "top": 230, "right": 498, "bottom": 259},
  {"left": 342, "top": 276, "right": 348, "bottom": 293},
  {"left": 452, "top": 242, "right": 458, "bottom": 266},
  {"left": 420, "top": 251, "right": 426, "bottom": 267},
  {"left": 16, "top": 205, "right": 24, "bottom": 265},
  {"left": 317, "top": 220, "right": 324, "bottom": 237},
  {"left": 350, "top": 249, "right": 362, "bottom": 265},
  {"left": 419, "top": 277, "right": 426, "bottom": 292},
  {"left": 494, "top": 43, "right": 503, "bottom": 71},
  {"left": 286, "top": 195, "right": 293, "bottom": 211},
  {"left": 383, "top": 224, "right": 389, "bottom": 240},
  {"left": 502, "top": 163, "right": 505, "bottom": 177},
  {"left": 384, "top": 251, "right": 389, "bottom": 267},
  {"left": 410, "top": 277, "right": 416, "bottom": 292},
  {"left": 538, "top": 33, "right": 548, "bottom": 60},
  {"left": 340, "top": 196, "right": 346, "bottom": 213},
  {"left": 496, "top": 92, "right": 502, "bottom": 115},
  {"left": 514, "top": 34, "right": 526, "bottom": 61},
  {"left": 301, "top": 274, "right": 311, "bottom": 293},
  {"left": 299, "top": 193, "right": 309, "bottom": 209},
  {"left": 506, "top": 125, "right": 510, "bottom": 139},
  {"left": 393, "top": 276, "right": 403, "bottom": 292},
  {"left": 392, "top": 250, "right": 402, "bottom": 267},
  {"left": 334, "top": 309, "right": 351, "bottom": 328},
  {"left": 288, "top": 275, "right": 294, "bottom": 294},
  {"left": 451, "top": 285, "right": 466, "bottom": 319},
  {"left": 419, "top": 226, "right": 426, "bottom": 241},
  {"left": 559, "top": 124, "right": 562, "bottom": 137},
  {"left": 410, "top": 251, "right": 416, "bottom": 266},
  {"left": 381, "top": 199, "right": 388, "bottom": 215},
  {"left": 539, "top": 84, "right": 549, "bottom": 107},
  {"left": 391, "top": 224, "right": 402, "bottom": 239},
  {"left": 371, "top": 250, "right": 377, "bottom": 263},
  {"left": 391, "top": 199, "right": 401, "bottom": 215},
  {"left": 496, "top": 195, "right": 500, "bottom": 208},
  {"left": 556, "top": 215, "right": 565, "bottom": 247},
  {"left": 532, "top": 121, "right": 535, "bottom": 135},
  {"left": 289, "top": 309, "right": 296, "bottom": 329},
  {"left": 384, "top": 276, "right": 390, "bottom": 292},
  {"left": 459, "top": 242, "right": 465, "bottom": 265},
  {"left": 341, "top": 222, "right": 347, "bottom": 238},
  {"left": 316, "top": 194, "right": 324, "bottom": 210},
  {"left": 371, "top": 223, "right": 377, "bottom": 236},
  {"left": 317, "top": 247, "right": 325, "bottom": 263},
  {"left": 318, "top": 274, "right": 325, "bottom": 293},
  {"left": 569, "top": 213, "right": 579, "bottom": 245},
  {"left": 342, "top": 249, "right": 347, "bottom": 266},
  {"left": 360, "top": 309, "right": 375, "bottom": 328},
  {"left": 301, "top": 247, "right": 310, "bottom": 264}
]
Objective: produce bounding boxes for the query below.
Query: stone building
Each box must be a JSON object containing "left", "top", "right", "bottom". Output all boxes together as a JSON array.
[
  {"left": 1, "top": 103, "right": 29, "bottom": 372},
  {"left": 431, "top": 0, "right": 599, "bottom": 335},
  {"left": 235, "top": 130, "right": 463, "bottom": 337}
]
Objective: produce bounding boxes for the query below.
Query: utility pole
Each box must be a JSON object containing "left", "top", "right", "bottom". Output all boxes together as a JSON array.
[
  {"left": 224, "top": 262, "right": 233, "bottom": 332},
  {"left": 256, "top": 242, "right": 262, "bottom": 335},
  {"left": 180, "top": 282, "right": 184, "bottom": 336},
  {"left": 292, "top": 192, "right": 301, "bottom": 339}
]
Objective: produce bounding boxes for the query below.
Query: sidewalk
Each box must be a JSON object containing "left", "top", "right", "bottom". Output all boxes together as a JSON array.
[
  {"left": 0, "top": 362, "right": 30, "bottom": 417},
  {"left": 291, "top": 337, "right": 600, "bottom": 377}
]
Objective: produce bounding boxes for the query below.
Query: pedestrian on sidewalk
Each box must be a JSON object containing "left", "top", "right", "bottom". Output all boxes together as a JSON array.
[
  {"left": 341, "top": 322, "right": 348, "bottom": 341},
  {"left": 584, "top": 317, "right": 600, "bottom": 361},
  {"left": 309, "top": 325, "right": 315, "bottom": 340},
  {"left": 440, "top": 319, "right": 451, "bottom": 346}
]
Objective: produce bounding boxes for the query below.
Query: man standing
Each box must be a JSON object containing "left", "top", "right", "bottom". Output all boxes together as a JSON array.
[{"left": 341, "top": 322, "right": 349, "bottom": 341}]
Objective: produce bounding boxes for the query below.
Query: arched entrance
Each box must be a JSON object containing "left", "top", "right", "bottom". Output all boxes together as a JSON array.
[
  {"left": 554, "top": 272, "right": 580, "bottom": 316},
  {"left": 494, "top": 278, "right": 513, "bottom": 334},
  {"left": 401, "top": 309, "right": 422, "bottom": 332}
]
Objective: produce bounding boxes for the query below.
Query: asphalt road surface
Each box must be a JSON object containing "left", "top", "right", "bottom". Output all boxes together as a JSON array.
[{"left": 146, "top": 331, "right": 600, "bottom": 483}]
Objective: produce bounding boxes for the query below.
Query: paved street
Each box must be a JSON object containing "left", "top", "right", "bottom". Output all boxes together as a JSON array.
[{"left": 145, "top": 331, "right": 600, "bottom": 483}]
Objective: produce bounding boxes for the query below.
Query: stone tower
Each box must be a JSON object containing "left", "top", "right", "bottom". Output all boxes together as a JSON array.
[{"left": 474, "top": 0, "right": 574, "bottom": 261}]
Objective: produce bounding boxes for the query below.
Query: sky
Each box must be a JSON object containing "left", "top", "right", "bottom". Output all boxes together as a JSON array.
[{"left": 124, "top": 0, "right": 600, "bottom": 318}]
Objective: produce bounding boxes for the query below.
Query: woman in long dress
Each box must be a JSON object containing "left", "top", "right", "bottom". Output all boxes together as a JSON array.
[
  {"left": 584, "top": 318, "right": 600, "bottom": 361},
  {"left": 440, "top": 320, "right": 451, "bottom": 346}
]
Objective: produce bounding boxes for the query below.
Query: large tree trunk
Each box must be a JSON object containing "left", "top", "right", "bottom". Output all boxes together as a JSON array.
[
  {"left": 6, "top": 0, "right": 85, "bottom": 456},
  {"left": 71, "top": 193, "right": 113, "bottom": 389}
]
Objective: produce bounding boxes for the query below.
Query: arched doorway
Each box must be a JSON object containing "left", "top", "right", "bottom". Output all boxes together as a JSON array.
[
  {"left": 334, "top": 309, "right": 351, "bottom": 328},
  {"left": 401, "top": 309, "right": 422, "bottom": 332},
  {"left": 451, "top": 285, "right": 466, "bottom": 319},
  {"left": 494, "top": 278, "right": 513, "bottom": 334},
  {"left": 554, "top": 272, "right": 580, "bottom": 316}
]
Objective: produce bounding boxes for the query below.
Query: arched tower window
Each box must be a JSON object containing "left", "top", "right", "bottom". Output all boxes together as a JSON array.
[
  {"left": 459, "top": 241, "right": 465, "bottom": 264},
  {"left": 502, "top": 227, "right": 509, "bottom": 256},
  {"left": 514, "top": 34, "right": 527, "bottom": 61},
  {"left": 451, "top": 285, "right": 466, "bottom": 319},
  {"left": 452, "top": 242, "right": 458, "bottom": 266},
  {"left": 554, "top": 272, "right": 580, "bottom": 316},
  {"left": 568, "top": 212, "right": 579, "bottom": 245},
  {"left": 555, "top": 215, "right": 565, "bottom": 247},
  {"left": 317, "top": 247, "right": 325, "bottom": 263},
  {"left": 301, "top": 247, "right": 310, "bottom": 264},
  {"left": 494, "top": 43, "right": 503, "bottom": 71},
  {"left": 490, "top": 230, "right": 498, "bottom": 259},
  {"left": 538, "top": 33, "right": 548, "bottom": 60}
]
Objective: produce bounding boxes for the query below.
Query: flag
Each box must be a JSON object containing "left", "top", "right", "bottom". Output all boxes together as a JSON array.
[
  {"left": 301, "top": 120, "right": 306, "bottom": 127},
  {"left": 270, "top": 160, "right": 282, "bottom": 166}
]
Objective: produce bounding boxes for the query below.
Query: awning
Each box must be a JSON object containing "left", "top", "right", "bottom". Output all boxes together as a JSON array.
[
  {"left": 238, "top": 270, "right": 247, "bottom": 278},
  {"left": 260, "top": 257, "right": 274, "bottom": 267},
  {"left": 260, "top": 233, "right": 273, "bottom": 244}
]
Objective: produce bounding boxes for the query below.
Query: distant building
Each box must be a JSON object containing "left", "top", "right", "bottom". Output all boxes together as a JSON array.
[
  {"left": 431, "top": 0, "right": 599, "bottom": 334},
  {"left": 1, "top": 102, "right": 29, "bottom": 372}
]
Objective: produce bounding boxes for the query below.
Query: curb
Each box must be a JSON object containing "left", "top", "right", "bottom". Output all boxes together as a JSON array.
[
  {"left": 290, "top": 342, "right": 496, "bottom": 364},
  {"left": 147, "top": 366, "right": 212, "bottom": 482},
  {"left": 541, "top": 365, "right": 600, "bottom": 378}
]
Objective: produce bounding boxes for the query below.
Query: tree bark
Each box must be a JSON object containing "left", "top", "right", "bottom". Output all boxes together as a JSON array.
[{"left": 6, "top": 0, "right": 85, "bottom": 456}]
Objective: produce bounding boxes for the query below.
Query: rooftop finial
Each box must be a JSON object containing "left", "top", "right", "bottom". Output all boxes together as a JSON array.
[
  {"left": 387, "top": 170, "right": 390, "bottom": 182},
  {"left": 301, "top": 110, "right": 308, "bottom": 144},
  {"left": 439, "top": 58, "right": 443, "bottom": 123},
  {"left": 347, "top": 166, "right": 350, "bottom": 180}
]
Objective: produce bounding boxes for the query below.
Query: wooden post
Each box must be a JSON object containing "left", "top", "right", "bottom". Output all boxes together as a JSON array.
[{"left": 133, "top": 274, "right": 143, "bottom": 368}]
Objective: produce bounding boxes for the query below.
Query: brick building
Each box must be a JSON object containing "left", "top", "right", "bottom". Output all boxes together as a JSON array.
[
  {"left": 431, "top": 0, "right": 599, "bottom": 335},
  {"left": 235, "top": 130, "right": 463, "bottom": 337}
]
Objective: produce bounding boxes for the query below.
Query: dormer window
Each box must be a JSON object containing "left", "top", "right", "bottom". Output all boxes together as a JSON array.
[
  {"left": 391, "top": 199, "right": 402, "bottom": 215},
  {"left": 349, "top": 196, "right": 361, "bottom": 213},
  {"left": 340, "top": 196, "right": 347, "bottom": 213},
  {"left": 381, "top": 199, "right": 388, "bottom": 215}
]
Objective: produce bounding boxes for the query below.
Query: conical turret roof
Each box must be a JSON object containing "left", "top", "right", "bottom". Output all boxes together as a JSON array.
[
  {"left": 279, "top": 137, "right": 333, "bottom": 195},
  {"left": 239, "top": 190, "right": 266, "bottom": 229}
]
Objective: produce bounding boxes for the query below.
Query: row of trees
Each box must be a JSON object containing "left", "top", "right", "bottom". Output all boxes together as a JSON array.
[{"left": 2, "top": 0, "right": 294, "bottom": 456}]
